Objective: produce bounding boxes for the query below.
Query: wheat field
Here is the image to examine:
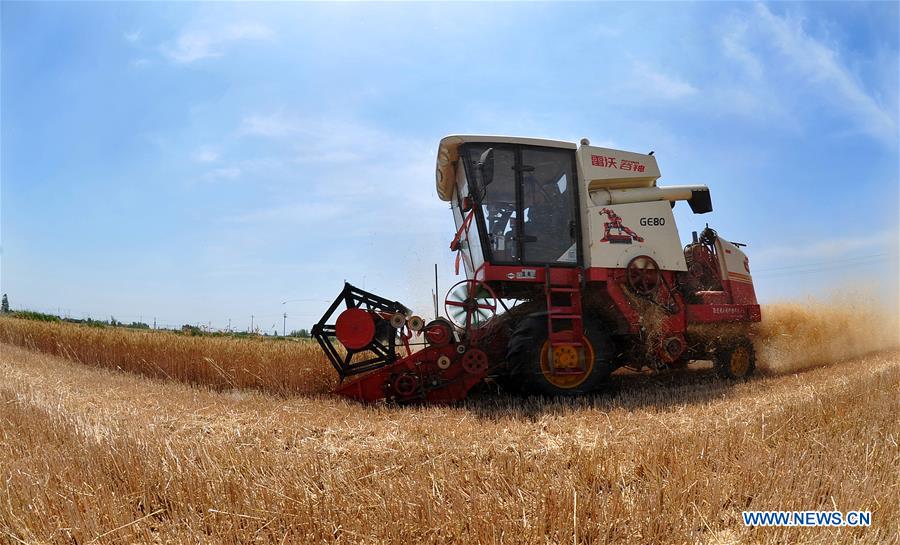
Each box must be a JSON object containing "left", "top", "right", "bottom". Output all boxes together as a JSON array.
[
  {"left": 1, "top": 298, "right": 899, "bottom": 544},
  {"left": 0, "top": 319, "right": 336, "bottom": 395}
]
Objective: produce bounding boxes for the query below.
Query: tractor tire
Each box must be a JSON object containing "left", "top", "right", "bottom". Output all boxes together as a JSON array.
[
  {"left": 506, "top": 316, "right": 614, "bottom": 397},
  {"left": 714, "top": 337, "right": 756, "bottom": 379}
]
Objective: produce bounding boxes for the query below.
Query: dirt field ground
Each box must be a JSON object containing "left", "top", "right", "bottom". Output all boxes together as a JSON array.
[{"left": 2, "top": 339, "right": 898, "bottom": 544}]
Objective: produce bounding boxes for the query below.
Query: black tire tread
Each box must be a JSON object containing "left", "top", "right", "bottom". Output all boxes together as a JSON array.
[
  {"left": 505, "top": 315, "right": 614, "bottom": 396},
  {"left": 714, "top": 336, "right": 757, "bottom": 379}
]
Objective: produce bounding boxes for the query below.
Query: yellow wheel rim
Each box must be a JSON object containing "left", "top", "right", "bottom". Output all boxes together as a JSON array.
[
  {"left": 730, "top": 346, "right": 751, "bottom": 376},
  {"left": 539, "top": 336, "right": 595, "bottom": 389}
]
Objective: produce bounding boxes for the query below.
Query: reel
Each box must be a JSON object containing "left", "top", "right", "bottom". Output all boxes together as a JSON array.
[{"left": 311, "top": 283, "right": 410, "bottom": 379}]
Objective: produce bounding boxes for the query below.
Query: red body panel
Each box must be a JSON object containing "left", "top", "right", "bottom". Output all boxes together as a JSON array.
[
  {"left": 333, "top": 344, "right": 490, "bottom": 403},
  {"left": 686, "top": 303, "right": 762, "bottom": 323},
  {"left": 479, "top": 262, "right": 760, "bottom": 337},
  {"left": 725, "top": 278, "right": 758, "bottom": 305}
]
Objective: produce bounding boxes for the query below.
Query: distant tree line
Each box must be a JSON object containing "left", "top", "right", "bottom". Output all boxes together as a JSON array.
[
  {"left": 4, "top": 309, "right": 152, "bottom": 330},
  {"left": 0, "top": 294, "right": 314, "bottom": 340}
]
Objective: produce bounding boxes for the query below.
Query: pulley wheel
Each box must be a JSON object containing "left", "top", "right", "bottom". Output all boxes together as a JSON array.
[
  {"left": 626, "top": 255, "right": 661, "bottom": 295},
  {"left": 660, "top": 336, "right": 685, "bottom": 363},
  {"left": 424, "top": 319, "right": 453, "bottom": 346},
  {"left": 436, "top": 355, "right": 452, "bottom": 370},
  {"left": 393, "top": 372, "right": 419, "bottom": 397},
  {"left": 461, "top": 349, "right": 489, "bottom": 374},
  {"left": 389, "top": 313, "right": 406, "bottom": 329},
  {"left": 407, "top": 315, "right": 425, "bottom": 332}
]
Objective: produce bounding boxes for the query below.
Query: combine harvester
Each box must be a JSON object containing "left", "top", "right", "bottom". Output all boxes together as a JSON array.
[{"left": 313, "top": 135, "right": 761, "bottom": 403}]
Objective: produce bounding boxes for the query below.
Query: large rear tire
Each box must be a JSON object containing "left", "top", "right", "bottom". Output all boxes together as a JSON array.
[{"left": 506, "top": 316, "right": 614, "bottom": 396}]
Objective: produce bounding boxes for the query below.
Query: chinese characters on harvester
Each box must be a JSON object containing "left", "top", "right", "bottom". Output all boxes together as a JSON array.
[{"left": 591, "top": 154, "right": 646, "bottom": 172}]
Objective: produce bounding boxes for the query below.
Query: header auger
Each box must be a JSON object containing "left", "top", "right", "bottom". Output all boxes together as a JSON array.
[{"left": 312, "top": 135, "right": 761, "bottom": 403}]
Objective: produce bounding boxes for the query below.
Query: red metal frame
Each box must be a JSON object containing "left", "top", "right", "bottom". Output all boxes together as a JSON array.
[
  {"left": 333, "top": 342, "right": 490, "bottom": 403},
  {"left": 478, "top": 261, "right": 760, "bottom": 337},
  {"left": 329, "top": 254, "right": 760, "bottom": 404}
]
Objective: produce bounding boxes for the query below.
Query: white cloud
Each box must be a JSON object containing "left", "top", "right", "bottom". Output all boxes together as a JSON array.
[
  {"left": 721, "top": 20, "right": 763, "bottom": 79},
  {"left": 292, "top": 149, "right": 360, "bottom": 164},
  {"left": 747, "top": 4, "right": 896, "bottom": 143},
  {"left": 709, "top": 4, "right": 898, "bottom": 141},
  {"left": 192, "top": 148, "right": 219, "bottom": 163},
  {"left": 160, "top": 22, "right": 274, "bottom": 64},
  {"left": 162, "top": 33, "right": 218, "bottom": 63},
  {"left": 124, "top": 30, "right": 142, "bottom": 44},
  {"left": 754, "top": 230, "right": 896, "bottom": 262},
  {"left": 223, "top": 22, "right": 273, "bottom": 41},
  {"left": 203, "top": 167, "right": 241, "bottom": 181},
  {"left": 228, "top": 202, "right": 344, "bottom": 224},
  {"left": 591, "top": 23, "right": 621, "bottom": 38},
  {"left": 238, "top": 113, "right": 300, "bottom": 138},
  {"left": 229, "top": 111, "right": 448, "bottom": 234},
  {"left": 634, "top": 64, "right": 698, "bottom": 100},
  {"left": 237, "top": 113, "right": 400, "bottom": 165}
]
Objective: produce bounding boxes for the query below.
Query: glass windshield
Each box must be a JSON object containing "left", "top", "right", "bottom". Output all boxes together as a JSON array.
[
  {"left": 450, "top": 158, "right": 484, "bottom": 277},
  {"left": 520, "top": 147, "right": 578, "bottom": 263},
  {"left": 465, "top": 146, "right": 518, "bottom": 264},
  {"left": 463, "top": 144, "right": 578, "bottom": 265}
]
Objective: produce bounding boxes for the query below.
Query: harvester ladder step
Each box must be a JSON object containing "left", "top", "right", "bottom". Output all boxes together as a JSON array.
[
  {"left": 544, "top": 266, "right": 585, "bottom": 351},
  {"left": 549, "top": 332, "right": 581, "bottom": 343}
]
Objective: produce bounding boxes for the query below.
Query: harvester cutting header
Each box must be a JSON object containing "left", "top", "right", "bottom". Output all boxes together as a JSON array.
[{"left": 312, "top": 135, "right": 761, "bottom": 403}]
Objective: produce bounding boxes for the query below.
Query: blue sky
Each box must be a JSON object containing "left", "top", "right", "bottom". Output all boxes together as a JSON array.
[{"left": 2, "top": 2, "right": 898, "bottom": 332}]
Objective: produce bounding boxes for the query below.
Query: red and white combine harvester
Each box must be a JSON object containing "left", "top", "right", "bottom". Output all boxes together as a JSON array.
[{"left": 313, "top": 136, "right": 761, "bottom": 403}]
